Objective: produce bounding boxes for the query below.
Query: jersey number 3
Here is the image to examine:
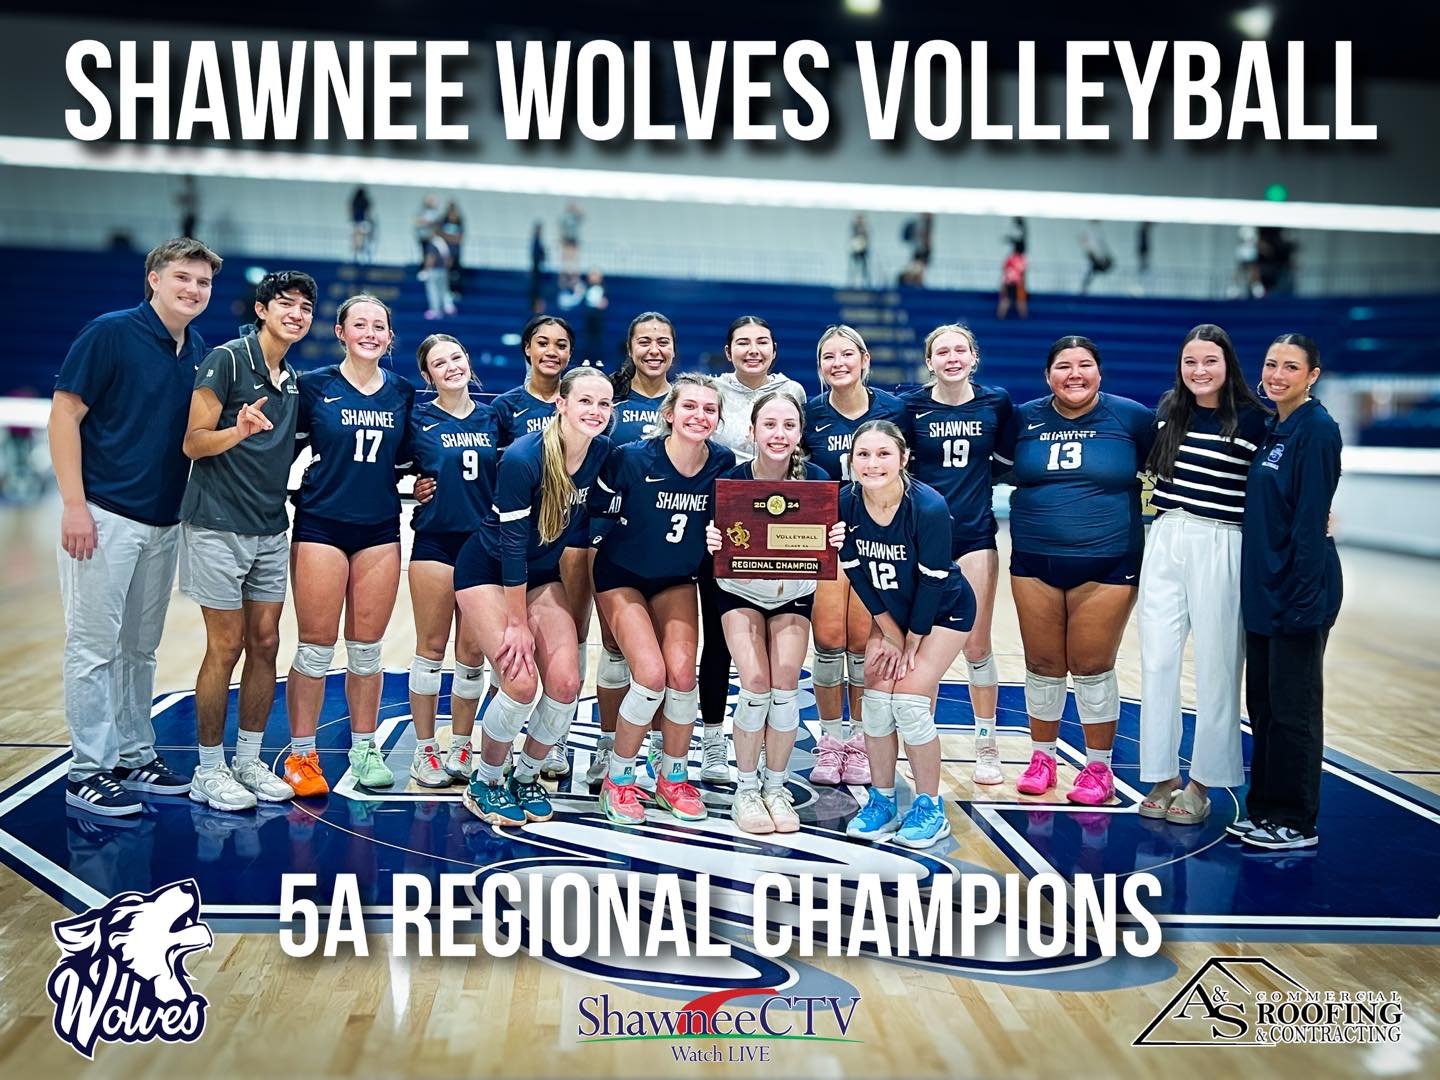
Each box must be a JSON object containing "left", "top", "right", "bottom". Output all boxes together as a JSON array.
[
  {"left": 665, "top": 514, "right": 688, "bottom": 543},
  {"left": 1046, "top": 441, "right": 1083, "bottom": 471}
]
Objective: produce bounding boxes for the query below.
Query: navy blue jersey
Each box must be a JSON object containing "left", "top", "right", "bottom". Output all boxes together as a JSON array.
[
  {"left": 593, "top": 438, "right": 737, "bottom": 578},
  {"left": 295, "top": 365, "right": 415, "bottom": 525},
  {"left": 609, "top": 389, "right": 667, "bottom": 445},
  {"left": 900, "top": 383, "right": 1013, "bottom": 554},
  {"left": 839, "top": 481, "right": 969, "bottom": 636},
  {"left": 997, "top": 393, "right": 1156, "bottom": 558},
  {"left": 724, "top": 460, "right": 830, "bottom": 483},
  {"left": 478, "top": 431, "right": 610, "bottom": 586},
  {"left": 491, "top": 384, "right": 557, "bottom": 447},
  {"left": 407, "top": 398, "right": 499, "bottom": 534},
  {"left": 802, "top": 388, "right": 908, "bottom": 481}
]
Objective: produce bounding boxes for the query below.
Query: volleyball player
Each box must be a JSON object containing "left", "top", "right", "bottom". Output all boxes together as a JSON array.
[
  {"left": 593, "top": 374, "right": 736, "bottom": 824},
  {"left": 284, "top": 295, "right": 415, "bottom": 796},
  {"left": 900, "top": 325, "right": 1013, "bottom": 786},
  {"left": 452, "top": 367, "right": 613, "bottom": 825},
  {"left": 405, "top": 334, "right": 498, "bottom": 787},
  {"left": 839, "top": 421, "right": 975, "bottom": 848}
]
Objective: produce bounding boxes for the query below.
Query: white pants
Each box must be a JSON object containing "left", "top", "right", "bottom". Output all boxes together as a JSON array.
[
  {"left": 58, "top": 503, "right": 179, "bottom": 780},
  {"left": 1138, "top": 509, "right": 1244, "bottom": 787}
]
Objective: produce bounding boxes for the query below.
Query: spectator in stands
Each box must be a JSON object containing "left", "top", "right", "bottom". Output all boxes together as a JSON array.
[
  {"left": 529, "top": 222, "right": 547, "bottom": 314},
  {"left": 440, "top": 202, "right": 464, "bottom": 295},
  {"left": 1079, "top": 221, "right": 1113, "bottom": 294},
  {"left": 997, "top": 240, "right": 1028, "bottom": 319},
  {"left": 582, "top": 269, "right": 609, "bottom": 365},
  {"left": 419, "top": 232, "right": 457, "bottom": 320},
  {"left": 848, "top": 213, "right": 871, "bottom": 287},
  {"left": 555, "top": 269, "right": 584, "bottom": 313},
  {"left": 177, "top": 175, "right": 199, "bottom": 238},
  {"left": 1257, "top": 227, "right": 1298, "bottom": 297},
  {"left": 350, "top": 187, "right": 374, "bottom": 264},
  {"left": 560, "top": 202, "right": 584, "bottom": 271},
  {"left": 899, "top": 212, "right": 934, "bottom": 286},
  {"left": 414, "top": 194, "right": 442, "bottom": 261},
  {"left": 1230, "top": 226, "right": 1261, "bottom": 298}
]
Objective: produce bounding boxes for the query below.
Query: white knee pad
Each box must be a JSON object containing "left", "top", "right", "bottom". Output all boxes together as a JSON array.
[
  {"left": 452, "top": 660, "right": 487, "bottom": 701},
  {"left": 484, "top": 689, "right": 535, "bottom": 743},
  {"left": 1024, "top": 670, "right": 1068, "bottom": 723},
  {"left": 597, "top": 647, "right": 630, "bottom": 690},
  {"left": 1073, "top": 670, "right": 1120, "bottom": 725},
  {"left": 409, "top": 655, "right": 443, "bottom": 696},
  {"left": 965, "top": 652, "right": 999, "bottom": 687},
  {"left": 768, "top": 689, "right": 800, "bottom": 733},
  {"left": 731, "top": 688, "right": 772, "bottom": 734},
  {"left": 345, "top": 639, "right": 383, "bottom": 677},
  {"left": 529, "top": 694, "right": 576, "bottom": 745},
  {"left": 893, "top": 692, "right": 938, "bottom": 747},
  {"left": 663, "top": 685, "right": 700, "bottom": 726},
  {"left": 812, "top": 647, "right": 846, "bottom": 688},
  {"left": 860, "top": 688, "right": 896, "bottom": 738},
  {"left": 292, "top": 642, "right": 335, "bottom": 679},
  {"left": 619, "top": 679, "right": 663, "bottom": 729},
  {"left": 846, "top": 650, "right": 866, "bottom": 688}
]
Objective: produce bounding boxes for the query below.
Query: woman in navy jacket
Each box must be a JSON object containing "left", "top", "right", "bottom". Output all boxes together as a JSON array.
[{"left": 1236, "top": 333, "right": 1343, "bottom": 850}]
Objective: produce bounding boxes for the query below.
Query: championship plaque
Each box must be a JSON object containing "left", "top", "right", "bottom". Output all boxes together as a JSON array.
[{"left": 713, "top": 479, "right": 839, "bottom": 579}]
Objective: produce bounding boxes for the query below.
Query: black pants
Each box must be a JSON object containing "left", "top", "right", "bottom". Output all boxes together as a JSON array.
[
  {"left": 697, "top": 569, "right": 730, "bottom": 728},
  {"left": 1244, "top": 628, "right": 1329, "bottom": 832}
]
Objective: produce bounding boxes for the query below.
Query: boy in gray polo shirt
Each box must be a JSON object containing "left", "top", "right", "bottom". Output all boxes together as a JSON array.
[{"left": 179, "top": 270, "right": 317, "bottom": 810}]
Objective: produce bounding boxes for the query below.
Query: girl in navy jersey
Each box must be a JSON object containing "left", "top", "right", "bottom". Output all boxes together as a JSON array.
[
  {"left": 592, "top": 374, "right": 736, "bottom": 825},
  {"left": 705, "top": 392, "right": 846, "bottom": 834},
  {"left": 803, "top": 325, "right": 906, "bottom": 789},
  {"left": 1138, "top": 325, "right": 1268, "bottom": 826},
  {"left": 490, "top": 316, "right": 573, "bottom": 447},
  {"left": 451, "top": 368, "right": 614, "bottom": 825},
  {"left": 996, "top": 336, "right": 1155, "bottom": 808},
  {"left": 900, "top": 325, "right": 1014, "bottom": 788},
  {"left": 839, "top": 421, "right": 975, "bottom": 848},
  {"left": 405, "top": 334, "right": 500, "bottom": 788},
  {"left": 285, "top": 295, "right": 415, "bottom": 796}
]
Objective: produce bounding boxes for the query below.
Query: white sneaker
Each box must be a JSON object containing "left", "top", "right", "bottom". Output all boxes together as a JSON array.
[
  {"left": 586, "top": 738, "right": 613, "bottom": 789},
  {"left": 541, "top": 735, "right": 571, "bottom": 779},
  {"left": 973, "top": 741, "right": 1004, "bottom": 786},
  {"left": 444, "top": 739, "right": 472, "bottom": 780},
  {"left": 732, "top": 787, "right": 774, "bottom": 833},
  {"left": 231, "top": 757, "right": 295, "bottom": 803},
  {"left": 410, "top": 744, "right": 450, "bottom": 788},
  {"left": 762, "top": 786, "right": 800, "bottom": 833},
  {"left": 701, "top": 729, "right": 730, "bottom": 783},
  {"left": 190, "top": 765, "right": 258, "bottom": 811}
]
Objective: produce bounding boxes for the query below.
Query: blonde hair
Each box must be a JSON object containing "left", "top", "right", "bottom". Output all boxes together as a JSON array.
[
  {"left": 652, "top": 373, "right": 723, "bottom": 440},
  {"left": 749, "top": 391, "right": 810, "bottom": 480},
  {"left": 537, "top": 368, "right": 614, "bottom": 545},
  {"left": 923, "top": 323, "right": 980, "bottom": 383},
  {"left": 815, "top": 324, "right": 870, "bottom": 387}
]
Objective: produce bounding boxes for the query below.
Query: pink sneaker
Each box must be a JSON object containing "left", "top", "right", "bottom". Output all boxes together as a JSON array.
[
  {"left": 1066, "top": 761, "right": 1116, "bottom": 806},
  {"left": 809, "top": 735, "right": 846, "bottom": 786},
  {"left": 1015, "top": 751, "right": 1057, "bottom": 796},
  {"left": 655, "top": 775, "right": 708, "bottom": 821},
  {"left": 840, "top": 734, "right": 872, "bottom": 786}
]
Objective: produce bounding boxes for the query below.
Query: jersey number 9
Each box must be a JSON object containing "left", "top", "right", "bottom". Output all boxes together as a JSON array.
[{"left": 461, "top": 449, "right": 481, "bottom": 480}]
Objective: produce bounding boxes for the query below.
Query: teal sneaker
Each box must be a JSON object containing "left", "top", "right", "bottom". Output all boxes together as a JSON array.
[
  {"left": 894, "top": 793, "right": 951, "bottom": 849},
  {"left": 463, "top": 777, "right": 526, "bottom": 826},
  {"left": 511, "top": 776, "right": 554, "bottom": 823},
  {"left": 348, "top": 739, "right": 394, "bottom": 788},
  {"left": 845, "top": 789, "right": 899, "bottom": 841}
]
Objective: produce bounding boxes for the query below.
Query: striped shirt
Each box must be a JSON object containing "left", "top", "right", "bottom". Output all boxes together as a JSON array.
[{"left": 1150, "top": 405, "right": 1269, "bottom": 525}]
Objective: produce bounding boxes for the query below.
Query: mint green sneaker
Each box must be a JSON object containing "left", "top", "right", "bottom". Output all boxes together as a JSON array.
[{"left": 348, "top": 738, "right": 395, "bottom": 788}]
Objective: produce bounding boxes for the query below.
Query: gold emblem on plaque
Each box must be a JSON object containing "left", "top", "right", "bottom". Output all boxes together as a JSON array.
[
  {"left": 765, "top": 494, "right": 787, "bottom": 517},
  {"left": 726, "top": 521, "right": 752, "bottom": 548}
]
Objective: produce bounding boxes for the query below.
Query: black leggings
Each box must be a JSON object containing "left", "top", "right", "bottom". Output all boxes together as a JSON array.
[
  {"left": 697, "top": 569, "right": 730, "bottom": 727},
  {"left": 1244, "top": 628, "right": 1329, "bottom": 833}
]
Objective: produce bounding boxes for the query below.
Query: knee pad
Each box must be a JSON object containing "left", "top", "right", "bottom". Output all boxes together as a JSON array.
[
  {"left": 292, "top": 642, "right": 335, "bottom": 679},
  {"left": 860, "top": 688, "right": 896, "bottom": 738},
  {"left": 731, "top": 688, "right": 772, "bottom": 734},
  {"left": 1073, "top": 670, "right": 1120, "bottom": 725},
  {"left": 1024, "top": 670, "right": 1068, "bottom": 723},
  {"left": 893, "top": 692, "right": 938, "bottom": 747},
  {"left": 846, "top": 650, "right": 866, "bottom": 688},
  {"left": 812, "top": 646, "right": 845, "bottom": 688},
  {"left": 768, "top": 688, "right": 800, "bottom": 733},
  {"left": 452, "top": 659, "right": 487, "bottom": 701},
  {"left": 663, "top": 685, "right": 700, "bottom": 726},
  {"left": 484, "top": 689, "right": 535, "bottom": 744},
  {"left": 529, "top": 694, "right": 576, "bottom": 745},
  {"left": 619, "top": 679, "right": 663, "bottom": 729},
  {"left": 345, "top": 639, "right": 383, "bottom": 677},
  {"left": 597, "top": 647, "right": 630, "bottom": 690},
  {"left": 966, "top": 652, "right": 999, "bottom": 688},
  {"left": 408, "top": 655, "right": 443, "bottom": 696}
]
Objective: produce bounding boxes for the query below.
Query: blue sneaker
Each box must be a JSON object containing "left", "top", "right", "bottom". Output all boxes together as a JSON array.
[
  {"left": 463, "top": 778, "right": 526, "bottom": 826},
  {"left": 511, "top": 776, "right": 554, "bottom": 823},
  {"left": 894, "top": 793, "right": 952, "bottom": 849},
  {"left": 845, "top": 789, "right": 899, "bottom": 841}
]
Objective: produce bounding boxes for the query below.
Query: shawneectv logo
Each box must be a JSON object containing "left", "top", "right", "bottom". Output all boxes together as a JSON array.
[
  {"left": 578, "top": 989, "right": 862, "bottom": 1061},
  {"left": 46, "top": 879, "right": 213, "bottom": 1059}
]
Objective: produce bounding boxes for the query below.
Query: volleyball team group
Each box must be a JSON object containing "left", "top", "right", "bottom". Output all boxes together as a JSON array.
[{"left": 50, "top": 238, "right": 1342, "bottom": 855}]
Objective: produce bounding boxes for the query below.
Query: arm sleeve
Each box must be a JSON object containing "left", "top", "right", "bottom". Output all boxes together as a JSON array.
[
  {"left": 909, "top": 494, "right": 954, "bottom": 636},
  {"left": 1130, "top": 401, "right": 1159, "bottom": 467},
  {"left": 495, "top": 449, "right": 541, "bottom": 587},
  {"left": 1281, "top": 423, "right": 1343, "bottom": 631},
  {"left": 54, "top": 319, "right": 117, "bottom": 404}
]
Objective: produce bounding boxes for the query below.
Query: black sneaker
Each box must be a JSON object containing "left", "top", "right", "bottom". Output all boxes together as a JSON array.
[
  {"left": 114, "top": 754, "right": 192, "bottom": 796},
  {"left": 1240, "top": 822, "right": 1318, "bottom": 850},
  {"left": 1224, "top": 816, "right": 1259, "bottom": 838},
  {"left": 66, "top": 772, "right": 143, "bottom": 817}
]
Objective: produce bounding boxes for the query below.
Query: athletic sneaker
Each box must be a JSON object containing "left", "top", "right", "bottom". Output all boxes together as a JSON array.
[
  {"left": 762, "top": 786, "right": 800, "bottom": 833},
  {"left": 284, "top": 751, "right": 329, "bottom": 797},
  {"left": 600, "top": 776, "right": 647, "bottom": 825},
  {"left": 586, "top": 739, "right": 613, "bottom": 791},
  {"left": 839, "top": 734, "right": 872, "bottom": 786},
  {"left": 1015, "top": 751, "right": 1058, "bottom": 796},
  {"left": 655, "top": 775, "right": 708, "bottom": 821},
  {"left": 540, "top": 736, "right": 571, "bottom": 780},
  {"left": 189, "top": 765, "right": 258, "bottom": 811},
  {"left": 973, "top": 742, "right": 1004, "bottom": 786},
  {"left": 232, "top": 757, "right": 295, "bottom": 802},
  {"left": 894, "top": 793, "right": 952, "bottom": 849},
  {"left": 348, "top": 740, "right": 395, "bottom": 788},
  {"left": 410, "top": 745, "right": 450, "bottom": 789},
  {"left": 444, "top": 739, "right": 472, "bottom": 780},
  {"left": 1224, "top": 816, "right": 1259, "bottom": 838},
  {"left": 732, "top": 787, "right": 774, "bottom": 833},
  {"left": 113, "top": 755, "right": 191, "bottom": 796},
  {"left": 1065, "top": 761, "right": 1116, "bottom": 806},
  {"left": 809, "top": 735, "right": 846, "bottom": 786},
  {"left": 846, "top": 789, "right": 899, "bottom": 841},
  {"left": 701, "top": 729, "right": 730, "bottom": 782},
  {"left": 464, "top": 778, "right": 526, "bottom": 826},
  {"left": 66, "top": 772, "right": 142, "bottom": 817},
  {"left": 512, "top": 777, "right": 554, "bottom": 823},
  {"left": 1240, "top": 822, "right": 1318, "bottom": 850}
]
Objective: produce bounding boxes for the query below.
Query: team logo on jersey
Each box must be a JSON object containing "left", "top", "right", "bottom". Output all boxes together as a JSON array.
[
  {"left": 46, "top": 879, "right": 212, "bottom": 1058},
  {"left": 1263, "top": 443, "right": 1285, "bottom": 470},
  {"left": 726, "top": 521, "right": 752, "bottom": 548}
]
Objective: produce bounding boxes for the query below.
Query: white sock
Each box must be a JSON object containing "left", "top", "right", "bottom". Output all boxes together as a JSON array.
[
  {"left": 514, "top": 751, "right": 545, "bottom": 783},
  {"left": 292, "top": 735, "right": 317, "bottom": 757},
  {"left": 762, "top": 767, "right": 787, "bottom": 791},
  {"left": 1085, "top": 746, "right": 1114, "bottom": 767},
  {"left": 234, "top": 728, "right": 265, "bottom": 764},
  {"left": 609, "top": 753, "right": 637, "bottom": 783},
  {"left": 736, "top": 768, "right": 760, "bottom": 791},
  {"left": 661, "top": 753, "right": 688, "bottom": 782},
  {"left": 974, "top": 717, "right": 996, "bottom": 745},
  {"left": 1032, "top": 739, "right": 1057, "bottom": 758},
  {"left": 877, "top": 786, "right": 896, "bottom": 799},
  {"left": 198, "top": 743, "right": 224, "bottom": 771},
  {"left": 475, "top": 758, "right": 505, "bottom": 784},
  {"left": 820, "top": 718, "right": 844, "bottom": 741}
]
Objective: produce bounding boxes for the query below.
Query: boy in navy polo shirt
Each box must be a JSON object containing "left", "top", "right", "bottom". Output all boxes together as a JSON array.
[{"left": 50, "top": 237, "right": 222, "bottom": 817}]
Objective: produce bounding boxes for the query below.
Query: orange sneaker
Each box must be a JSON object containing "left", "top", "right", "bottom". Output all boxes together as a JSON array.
[{"left": 284, "top": 751, "right": 329, "bottom": 797}]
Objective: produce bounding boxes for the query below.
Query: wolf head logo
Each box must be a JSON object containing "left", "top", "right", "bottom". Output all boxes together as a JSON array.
[{"left": 47, "top": 879, "right": 212, "bottom": 1058}]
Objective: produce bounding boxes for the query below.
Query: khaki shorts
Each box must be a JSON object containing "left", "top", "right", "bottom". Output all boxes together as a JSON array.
[{"left": 179, "top": 524, "right": 289, "bottom": 609}]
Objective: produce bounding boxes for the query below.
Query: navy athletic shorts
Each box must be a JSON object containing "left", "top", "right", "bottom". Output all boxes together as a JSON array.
[
  {"left": 453, "top": 535, "right": 563, "bottom": 592},
  {"left": 410, "top": 530, "right": 471, "bottom": 567},
  {"left": 1010, "top": 549, "right": 1141, "bottom": 590},
  {"left": 292, "top": 510, "right": 400, "bottom": 557},
  {"left": 592, "top": 549, "right": 694, "bottom": 601}
]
